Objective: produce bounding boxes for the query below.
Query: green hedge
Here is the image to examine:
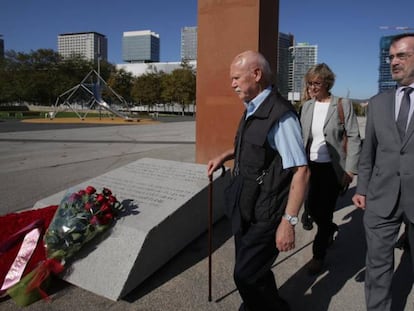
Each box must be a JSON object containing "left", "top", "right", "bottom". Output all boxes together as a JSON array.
[
  {"left": 0, "top": 111, "right": 41, "bottom": 118},
  {"left": 0, "top": 105, "right": 30, "bottom": 112}
]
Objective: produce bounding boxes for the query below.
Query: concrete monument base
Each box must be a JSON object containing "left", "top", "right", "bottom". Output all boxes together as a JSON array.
[{"left": 33, "top": 158, "right": 228, "bottom": 301}]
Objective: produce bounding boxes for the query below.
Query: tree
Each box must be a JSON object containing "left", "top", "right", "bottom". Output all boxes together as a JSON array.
[
  {"left": 0, "top": 49, "right": 62, "bottom": 104},
  {"left": 131, "top": 67, "right": 165, "bottom": 110},
  {"left": 0, "top": 49, "right": 96, "bottom": 105},
  {"left": 0, "top": 49, "right": 198, "bottom": 110},
  {"left": 168, "top": 61, "right": 196, "bottom": 115},
  {"left": 107, "top": 68, "right": 134, "bottom": 102},
  {"left": 161, "top": 73, "right": 175, "bottom": 107}
]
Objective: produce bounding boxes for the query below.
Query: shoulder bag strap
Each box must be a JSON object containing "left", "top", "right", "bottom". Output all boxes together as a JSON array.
[{"left": 337, "top": 98, "right": 347, "bottom": 154}]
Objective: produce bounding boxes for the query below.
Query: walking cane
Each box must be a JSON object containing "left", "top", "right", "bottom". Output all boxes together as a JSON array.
[{"left": 208, "top": 165, "right": 226, "bottom": 302}]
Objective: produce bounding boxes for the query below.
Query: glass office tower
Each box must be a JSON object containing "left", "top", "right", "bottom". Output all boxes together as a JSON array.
[
  {"left": 0, "top": 35, "right": 4, "bottom": 58},
  {"left": 378, "top": 35, "right": 397, "bottom": 92},
  {"left": 277, "top": 32, "right": 294, "bottom": 98},
  {"left": 288, "top": 43, "right": 318, "bottom": 101},
  {"left": 181, "top": 26, "right": 197, "bottom": 61},
  {"left": 122, "top": 30, "right": 160, "bottom": 63}
]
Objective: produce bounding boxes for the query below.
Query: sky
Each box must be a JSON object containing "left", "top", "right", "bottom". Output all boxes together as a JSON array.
[{"left": 1, "top": 0, "right": 413, "bottom": 100}]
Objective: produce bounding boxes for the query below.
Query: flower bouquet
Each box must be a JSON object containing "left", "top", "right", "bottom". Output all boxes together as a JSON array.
[{"left": 7, "top": 186, "right": 124, "bottom": 307}]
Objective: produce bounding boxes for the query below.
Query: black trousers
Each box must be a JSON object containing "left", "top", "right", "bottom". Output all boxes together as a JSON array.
[
  {"left": 234, "top": 220, "right": 290, "bottom": 311},
  {"left": 307, "top": 161, "right": 341, "bottom": 260}
]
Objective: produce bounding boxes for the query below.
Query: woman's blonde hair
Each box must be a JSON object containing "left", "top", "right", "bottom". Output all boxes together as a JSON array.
[{"left": 304, "top": 63, "right": 336, "bottom": 92}]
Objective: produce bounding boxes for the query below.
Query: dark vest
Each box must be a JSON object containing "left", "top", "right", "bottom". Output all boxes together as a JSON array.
[{"left": 234, "top": 91, "right": 296, "bottom": 224}]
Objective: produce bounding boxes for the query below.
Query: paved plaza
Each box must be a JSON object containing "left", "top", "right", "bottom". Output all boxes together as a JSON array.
[{"left": 0, "top": 117, "right": 413, "bottom": 311}]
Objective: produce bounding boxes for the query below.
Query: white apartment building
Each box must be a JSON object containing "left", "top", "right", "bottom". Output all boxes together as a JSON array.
[
  {"left": 58, "top": 32, "right": 107, "bottom": 61},
  {"left": 288, "top": 43, "right": 318, "bottom": 101},
  {"left": 116, "top": 60, "right": 196, "bottom": 76},
  {"left": 181, "top": 26, "right": 197, "bottom": 61}
]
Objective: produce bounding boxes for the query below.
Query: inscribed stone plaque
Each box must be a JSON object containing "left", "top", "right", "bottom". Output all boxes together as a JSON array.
[{"left": 33, "top": 158, "right": 228, "bottom": 300}]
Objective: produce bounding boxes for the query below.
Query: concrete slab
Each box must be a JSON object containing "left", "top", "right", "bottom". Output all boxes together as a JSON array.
[{"left": 33, "top": 158, "right": 228, "bottom": 301}]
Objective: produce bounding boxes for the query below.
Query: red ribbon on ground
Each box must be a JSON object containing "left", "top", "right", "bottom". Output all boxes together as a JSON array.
[{"left": 25, "top": 258, "right": 65, "bottom": 300}]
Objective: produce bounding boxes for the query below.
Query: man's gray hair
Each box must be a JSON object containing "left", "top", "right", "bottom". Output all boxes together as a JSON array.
[{"left": 233, "top": 50, "right": 273, "bottom": 85}]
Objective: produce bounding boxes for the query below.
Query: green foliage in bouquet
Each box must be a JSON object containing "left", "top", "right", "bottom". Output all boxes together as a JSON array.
[
  {"left": 44, "top": 186, "right": 123, "bottom": 261},
  {"left": 6, "top": 263, "right": 54, "bottom": 307}
]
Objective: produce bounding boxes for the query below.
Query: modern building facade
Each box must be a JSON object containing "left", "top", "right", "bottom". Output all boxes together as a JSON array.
[
  {"left": 288, "top": 43, "right": 318, "bottom": 101},
  {"left": 57, "top": 32, "right": 107, "bottom": 61},
  {"left": 378, "top": 35, "right": 397, "bottom": 92},
  {"left": 116, "top": 60, "right": 196, "bottom": 77},
  {"left": 122, "top": 30, "right": 160, "bottom": 63},
  {"left": 181, "top": 26, "right": 197, "bottom": 61},
  {"left": 277, "top": 32, "right": 294, "bottom": 98},
  {"left": 0, "top": 35, "right": 4, "bottom": 58}
]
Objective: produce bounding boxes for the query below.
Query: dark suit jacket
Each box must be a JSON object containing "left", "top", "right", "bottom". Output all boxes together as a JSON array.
[{"left": 357, "top": 89, "right": 414, "bottom": 221}]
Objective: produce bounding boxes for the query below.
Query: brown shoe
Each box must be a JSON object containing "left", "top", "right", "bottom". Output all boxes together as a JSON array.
[{"left": 308, "top": 259, "right": 324, "bottom": 275}]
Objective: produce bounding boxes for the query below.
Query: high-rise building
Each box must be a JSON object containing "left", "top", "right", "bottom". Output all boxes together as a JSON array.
[
  {"left": 288, "top": 43, "right": 318, "bottom": 101},
  {"left": 122, "top": 30, "right": 160, "bottom": 63},
  {"left": 58, "top": 32, "right": 107, "bottom": 61},
  {"left": 277, "top": 32, "right": 294, "bottom": 98},
  {"left": 181, "top": 26, "right": 197, "bottom": 61},
  {"left": 378, "top": 35, "right": 397, "bottom": 93},
  {"left": 0, "top": 34, "right": 4, "bottom": 58}
]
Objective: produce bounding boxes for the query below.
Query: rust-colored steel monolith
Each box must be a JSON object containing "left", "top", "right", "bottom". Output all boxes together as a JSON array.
[{"left": 196, "top": 0, "right": 279, "bottom": 165}]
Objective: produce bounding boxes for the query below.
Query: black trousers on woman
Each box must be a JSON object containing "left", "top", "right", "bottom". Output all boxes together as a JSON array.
[{"left": 307, "top": 161, "right": 341, "bottom": 260}]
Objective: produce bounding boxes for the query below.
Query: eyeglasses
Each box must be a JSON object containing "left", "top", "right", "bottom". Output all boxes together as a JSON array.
[
  {"left": 307, "top": 81, "right": 323, "bottom": 88},
  {"left": 386, "top": 52, "right": 414, "bottom": 64}
]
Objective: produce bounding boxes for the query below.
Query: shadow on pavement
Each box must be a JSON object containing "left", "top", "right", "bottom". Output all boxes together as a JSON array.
[
  {"left": 126, "top": 183, "right": 414, "bottom": 309},
  {"left": 279, "top": 185, "right": 414, "bottom": 311},
  {"left": 392, "top": 250, "right": 414, "bottom": 311},
  {"left": 124, "top": 216, "right": 232, "bottom": 302},
  {"left": 279, "top": 204, "right": 366, "bottom": 310}
]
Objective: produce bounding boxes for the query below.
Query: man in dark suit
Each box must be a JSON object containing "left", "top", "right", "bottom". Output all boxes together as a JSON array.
[{"left": 353, "top": 33, "right": 414, "bottom": 311}]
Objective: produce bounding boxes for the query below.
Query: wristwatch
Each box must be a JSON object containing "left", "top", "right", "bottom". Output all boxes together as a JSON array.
[{"left": 283, "top": 213, "right": 298, "bottom": 226}]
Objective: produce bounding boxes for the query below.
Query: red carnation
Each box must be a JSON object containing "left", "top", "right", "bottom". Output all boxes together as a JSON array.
[
  {"left": 99, "top": 213, "right": 113, "bottom": 225},
  {"left": 99, "top": 203, "right": 111, "bottom": 214},
  {"left": 90, "top": 215, "right": 99, "bottom": 226},
  {"left": 68, "top": 193, "right": 81, "bottom": 203},
  {"left": 85, "top": 186, "right": 96, "bottom": 195},
  {"left": 108, "top": 195, "right": 117, "bottom": 204},
  {"left": 84, "top": 202, "right": 93, "bottom": 211},
  {"left": 102, "top": 188, "right": 112, "bottom": 196},
  {"left": 96, "top": 194, "right": 105, "bottom": 203}
]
